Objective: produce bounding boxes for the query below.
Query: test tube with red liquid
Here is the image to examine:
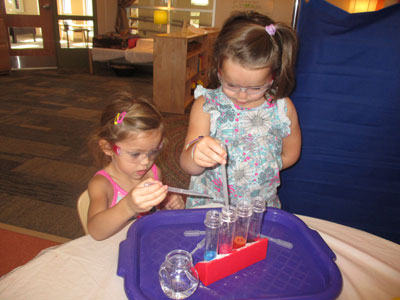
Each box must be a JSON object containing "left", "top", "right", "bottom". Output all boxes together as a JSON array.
[
  {"left": 247, "top": 197, "right": 266, "bottom": 242},
  {"left": 233, "top": 200, "right": 253, "bottom": 249},
  {"left": 218, "top": 205, "right": 237, "bottom": 254}
]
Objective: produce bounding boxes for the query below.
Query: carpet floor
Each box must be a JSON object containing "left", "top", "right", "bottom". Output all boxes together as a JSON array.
[
  {"left": 0, "top": 68, "right": 190, "bottom": 239},
  {"left": 0, "top": 223, "right": 70, "bottom": 277}
]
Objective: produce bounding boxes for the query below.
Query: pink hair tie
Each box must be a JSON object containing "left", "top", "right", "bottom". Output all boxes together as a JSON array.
[
  {"left": 114, "top": 111, "right": 127, "bottom": 125},
  {"left": 265, "top": 24, "right": 276, "bottom": 36}
]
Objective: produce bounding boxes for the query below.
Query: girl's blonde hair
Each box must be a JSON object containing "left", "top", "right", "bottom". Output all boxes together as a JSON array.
[
  {"left": 89, "top": 92, "right": 165, "bottom": 167},
  {"left": 210, "top": 11, "right": 298, "bottom": 100}
]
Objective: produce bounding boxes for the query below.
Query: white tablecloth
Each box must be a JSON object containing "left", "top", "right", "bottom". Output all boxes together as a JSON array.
[
  {"left": 125, "top": 38, "right": 153, "bottom": 64},
  {"left": 91, "top": 48, "right": 125, "bottom": 62},
  {"left": 1, "top": 214, "right": 399, "bottom": 300}
]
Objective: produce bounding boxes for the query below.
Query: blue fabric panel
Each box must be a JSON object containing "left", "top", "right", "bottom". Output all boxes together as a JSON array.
[{"left": 279, "top": 0, "right": 400, "bottom": 243}]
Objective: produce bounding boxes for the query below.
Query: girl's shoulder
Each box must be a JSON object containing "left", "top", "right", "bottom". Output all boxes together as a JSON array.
[
  {"left": 194, "top": 85, "right": 224, "bottom": 102},
  {"left": 89, "top": 171, "right": 112, "bottom": 190},
  {"left": 88, "top": 172, "right": 114, "bottom": 206},
  {"left": 277, "top": 97, "right": 298, "bottom": 121}
]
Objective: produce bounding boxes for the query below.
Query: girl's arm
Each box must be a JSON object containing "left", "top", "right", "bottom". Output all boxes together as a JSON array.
[
  {"left": 87, "top": 176, "right": 167, "bottom": 240},
  {"left": 180, "top": 96, "right": 227, "bottom": 175},
  {"left": 281, "top": 97, "right": 302, "bottom": 169}
]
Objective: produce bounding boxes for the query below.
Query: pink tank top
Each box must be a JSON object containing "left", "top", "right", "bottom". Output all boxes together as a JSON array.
[{"left": 95, "top": 164, "right": 159, "bottom": 207}]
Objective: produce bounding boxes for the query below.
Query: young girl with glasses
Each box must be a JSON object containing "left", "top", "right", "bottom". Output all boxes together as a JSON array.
[
  {"left": 87, "top": 93, "right": 184, "bottom": 240},
  {"left": 180, "top": 11, "right": 301, "bottom": 209}
]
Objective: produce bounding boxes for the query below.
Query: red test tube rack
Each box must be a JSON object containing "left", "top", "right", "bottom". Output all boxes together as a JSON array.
[{"left": 194, "top": 238, "right": 268, "bottom": 286}]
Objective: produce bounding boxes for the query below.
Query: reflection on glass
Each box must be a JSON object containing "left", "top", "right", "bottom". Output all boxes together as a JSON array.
[
  {"left": 134, "top": 0, "right": 167, "bottom": 6},
  {"left": 129, "top": 0, "right": 215, "bottom": 34},
  {"left": 4, "top": 0, "right": 40, "bottom": 15},
  {"left": 129, "top": 8, "right": 166, "bottom": 37},
  {"left": 57, "top": 0, "right": 93, "bottom": 16},
  {"left": 59, "top": 20, "right": 94, "bottom": 48},
  {"left": 191, "top": 0, "right": 209, "bottom": 6},
  {"left": 174, "top": 0, "right": 214, "bottom": 9},
  {"left": 170, "top": 10, "right": 212, "bottom": 32},
  {"left": 9, "top": 27, "right": 43, "bottom": 49}
]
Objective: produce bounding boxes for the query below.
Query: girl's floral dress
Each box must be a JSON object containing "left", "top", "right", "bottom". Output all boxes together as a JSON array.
[{"left": 186, "top": 86, "right": 291, "bottom": 209}]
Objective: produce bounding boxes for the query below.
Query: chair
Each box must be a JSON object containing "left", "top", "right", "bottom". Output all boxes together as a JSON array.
[
  {"left": 63, "top": 22, "right": 89, "bottom": 48},
  {"left": 77, "top": 190, "right": 90, "bottom": 234}
]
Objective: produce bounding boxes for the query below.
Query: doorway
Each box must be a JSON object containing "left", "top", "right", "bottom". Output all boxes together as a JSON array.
[
  {"left": 2, "top": 0, "right": 96, "bottom": 70},
  {"left": 3, "top": 0, "right": 56, "bottom": 69}
]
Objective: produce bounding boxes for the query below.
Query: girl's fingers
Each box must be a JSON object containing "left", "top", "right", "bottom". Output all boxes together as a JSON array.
[
  {"left": 196, "top": 149, "right": 225, "bottom": 166},
  {"left": 165, "top": 195, "right": 184, "bottom": 209},
  {"left": 195, "top": 138, "right": 227, "bottom": 165},
  {"left": 130, "top": 183, "right": 168, "bottom": 211}
]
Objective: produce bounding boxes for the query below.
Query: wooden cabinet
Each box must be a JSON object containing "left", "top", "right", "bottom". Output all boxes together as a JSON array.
[
  {"left": 153, "top": 29, "right": 219, "bottom": 114},
  {"left": 0, "top": 13, "right": 11, "bottom": 74}
]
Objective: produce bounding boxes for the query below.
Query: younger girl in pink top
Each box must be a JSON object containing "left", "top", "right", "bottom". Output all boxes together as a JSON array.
[{"left": 87, "top": 93, "right": 184, "bottom": 240}]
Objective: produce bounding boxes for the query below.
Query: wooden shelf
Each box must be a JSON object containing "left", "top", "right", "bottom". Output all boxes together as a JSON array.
[
  {"left": 153, "top": 29, "right": 219, "bottom": 114},
  {"left": 187, "top": 48, "right": 202, "bottom": 60}
]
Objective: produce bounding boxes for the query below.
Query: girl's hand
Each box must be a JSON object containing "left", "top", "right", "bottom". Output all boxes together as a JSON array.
[
  {"left": 163, "top": 193, "right": 185, "bottom": 210},
  {"left": 192, "top": 136, "right": 227, "bottom": 168},
  {"left": 126, "top": 179, "right": 168, "bottom": 214}
]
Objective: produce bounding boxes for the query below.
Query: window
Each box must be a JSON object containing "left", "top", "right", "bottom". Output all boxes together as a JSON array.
[
  {"left": 129, "top": 0, "right": 215, "bottom": 37},
  {"left": 57, "top": 0, "right": 94, "bottom": 48}
]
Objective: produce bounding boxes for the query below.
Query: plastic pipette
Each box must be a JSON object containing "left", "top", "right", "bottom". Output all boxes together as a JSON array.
[
  {"left": 190, "top": 238, "right": 205, "bottom": 256},
  {"left": 144, "top": 182, "right": 213, "bottom": 198},
  {"left": 167, "top": 186, "right": 213, "bottom": 198},
  {"left": 183, "top": 230, "right": 293, "bottom": 249},
  {"left": 219, "top": 143, "right": 229, "bottom": 206}
]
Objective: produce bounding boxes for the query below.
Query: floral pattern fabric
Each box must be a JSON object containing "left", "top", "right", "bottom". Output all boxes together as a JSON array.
[{"left": 186, "top": 86, "right": 291, "bottom": 208}]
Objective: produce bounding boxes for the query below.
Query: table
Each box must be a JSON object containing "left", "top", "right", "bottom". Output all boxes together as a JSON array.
[{"left": 0, "top": 214, "right": 399, "bottom": 300}]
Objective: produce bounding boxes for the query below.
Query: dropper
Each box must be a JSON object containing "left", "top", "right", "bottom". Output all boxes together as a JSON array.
[
  {"left": 220, "top": 143, "right": 229, "bottom": 206},
  {"left": 144, "top": 182, "right": 213, "bottom": 198}
]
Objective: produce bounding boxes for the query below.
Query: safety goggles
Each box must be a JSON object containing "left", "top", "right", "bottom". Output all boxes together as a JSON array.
[
  {"left": 112, "top": 144, "right": 162, "bottom": 163},
  {"left": 218, "top": 73, "right": 273, "bottom": 95}
]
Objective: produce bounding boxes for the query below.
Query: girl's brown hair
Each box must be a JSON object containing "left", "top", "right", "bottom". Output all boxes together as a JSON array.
[
  {"left": 89, "top": 92, "right": 165, "bottom": 167},
  {"left": 209, "top": 11, "right": 298, "bottom": 100}
]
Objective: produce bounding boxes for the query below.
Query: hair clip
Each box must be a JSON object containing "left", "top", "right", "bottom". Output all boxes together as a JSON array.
[
  {"left": 114, "top": 111, "right": 127, "bottom": 125},
  {"left": 112, "top": 144, "right": 121, "bottom": 155},
  {"left": 265, "top": 24, "right": 276, "bottom": 36}
]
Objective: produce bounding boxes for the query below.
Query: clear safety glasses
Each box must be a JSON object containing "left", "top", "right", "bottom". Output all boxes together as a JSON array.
[
  {"left": 218, "top": 73, "right": 273, "bottom": 95},
  {"left": 112, "top": 144, "right": 162, "bottom": 163}
]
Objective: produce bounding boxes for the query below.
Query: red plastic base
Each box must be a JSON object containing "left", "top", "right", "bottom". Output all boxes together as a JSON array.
[{"left": 194, "top": 238, "right": 268, "bottom": 286}]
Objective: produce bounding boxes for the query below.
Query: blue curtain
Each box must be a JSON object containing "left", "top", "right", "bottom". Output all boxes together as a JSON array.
[{"left": 279, "top": 0, "right": 400, "bottom": 243}]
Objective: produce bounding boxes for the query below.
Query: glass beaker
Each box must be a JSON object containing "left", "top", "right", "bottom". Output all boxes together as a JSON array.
[{"left": 159, "top": 249, "right": 199, "bottom": 299}]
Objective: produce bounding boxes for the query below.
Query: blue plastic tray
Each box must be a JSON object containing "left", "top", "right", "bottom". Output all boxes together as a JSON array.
[{"left": 118, "top": 208, "right": 342, "bottom": 299}]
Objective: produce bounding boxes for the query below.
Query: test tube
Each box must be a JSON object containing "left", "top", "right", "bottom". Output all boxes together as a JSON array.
[
  {"left": 233, "top": 200, "right": 253, "bottom": 249},
  {"left": 218, "top": 205, "right": 237, "bottom": 254},
  {"left": 203, "top": 210, "right": 220, "bottom": 261},
  {"left": 247, "top": 198, "right": 266, "bottom": 242}
]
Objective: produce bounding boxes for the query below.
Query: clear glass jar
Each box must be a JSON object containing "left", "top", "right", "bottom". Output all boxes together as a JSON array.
[{"left": 159, "top": 249, "right": 199, "bottom": 299}]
